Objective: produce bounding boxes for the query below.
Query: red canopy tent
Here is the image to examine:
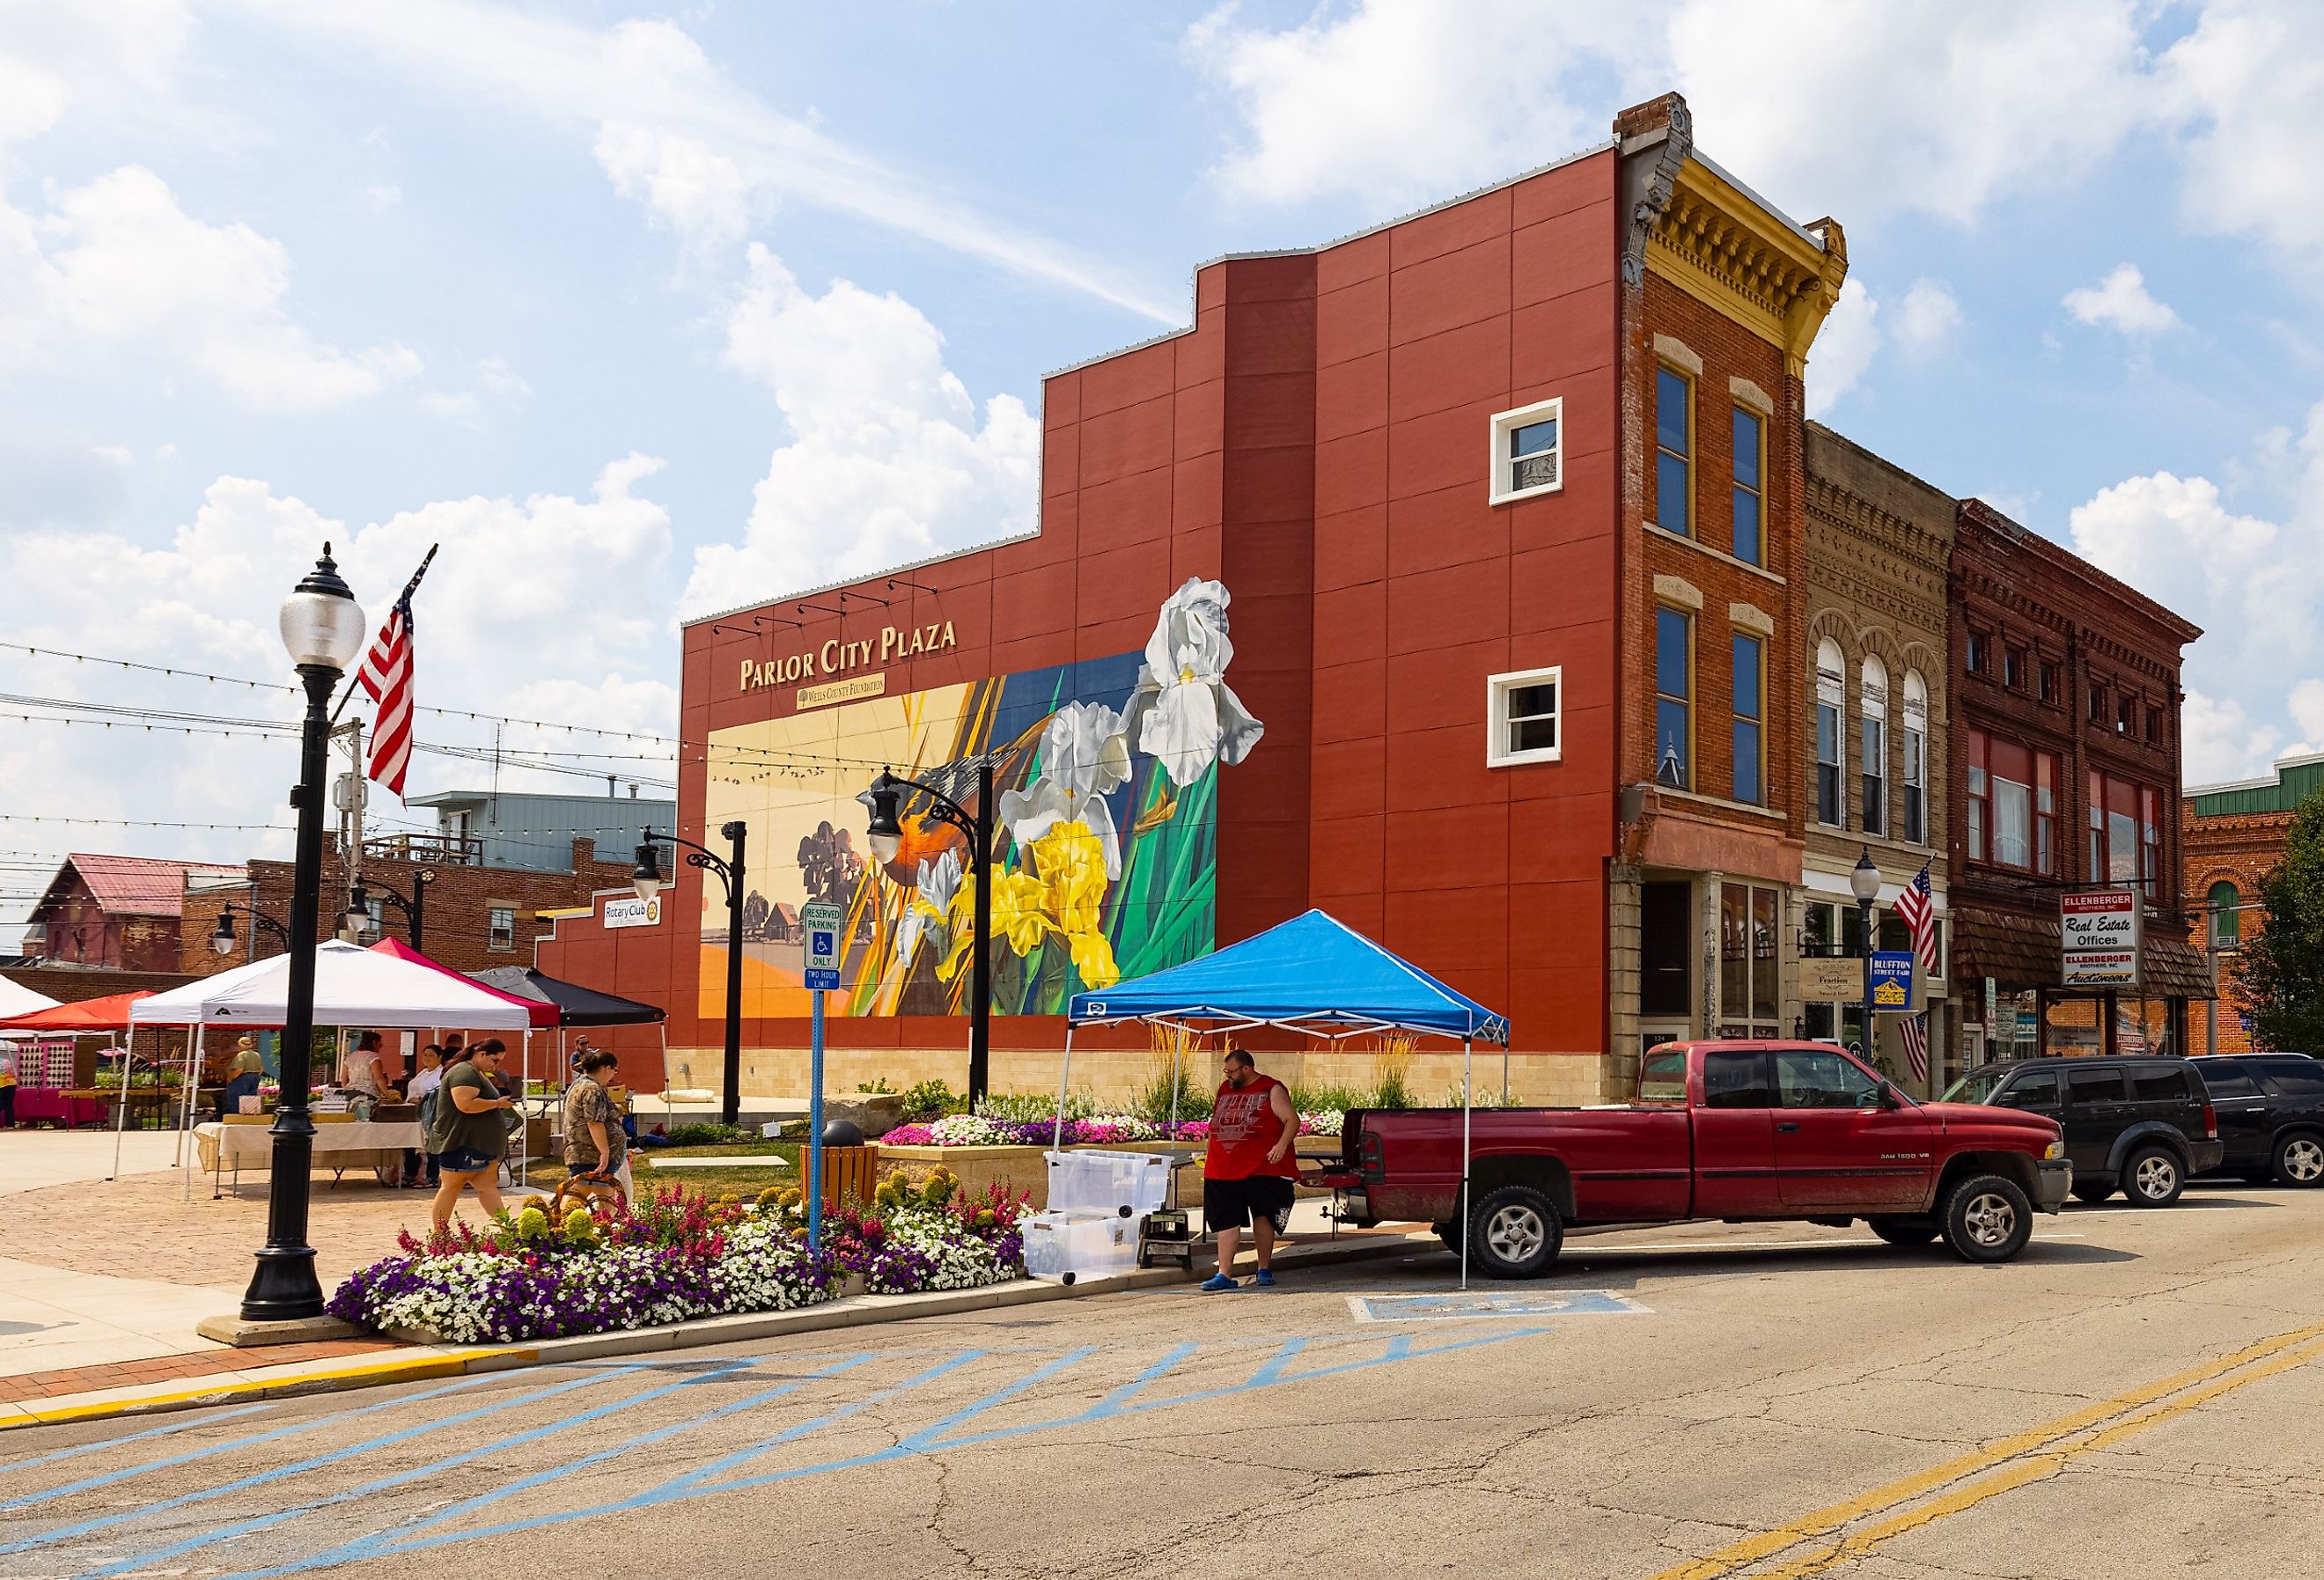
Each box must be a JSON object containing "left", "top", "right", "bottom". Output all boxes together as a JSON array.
[{"left": 0, "top": 990, "right": 153, "bottom": 1031}]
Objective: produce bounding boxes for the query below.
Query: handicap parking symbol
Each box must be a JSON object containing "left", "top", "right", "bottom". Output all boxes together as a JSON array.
[{"left": 1347, "top": 1290, "right": 1651, "bottom": 1322}]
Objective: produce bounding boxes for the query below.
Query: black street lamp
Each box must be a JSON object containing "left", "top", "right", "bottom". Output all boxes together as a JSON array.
[
  {"left": 211, "top": 902, "right": 292, "bottom": 959},
  {"left": 347, "top": 869, "right": 434, "bottom": 952},
  {"left": 635, "top": 824, "right": 746, "bottom": 1126},
  {"left": 861, "top": 762, "right": 992, "bottom": 1101},
  {"left": 1851, "top": 846, "right": 1882, "bottom": 1062},
  {"left": 243, "top": 544, "right": 367, "bottom": 1322}
]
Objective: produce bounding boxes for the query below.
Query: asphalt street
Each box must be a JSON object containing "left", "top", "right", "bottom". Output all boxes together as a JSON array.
[{"left": 4, "top": 1182, "right": 2320, "bottom": 1580}]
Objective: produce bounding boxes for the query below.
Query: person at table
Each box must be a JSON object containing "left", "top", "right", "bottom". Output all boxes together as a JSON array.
[
  {"left": 342, "top": 1030, "right": 401, "bottom": 1109},
  {"left": 401, "top": 1045, "right": 445, "bottom": 1190},
  {"left": 216, "top": 1035, "right": 264, "bottom": 1122},
  {"left": 0, "top": 1045, "right": 14, "bottom": 1128},
  {"left": 428, "top": 1039, "right": 514, "bottom": 1227}
]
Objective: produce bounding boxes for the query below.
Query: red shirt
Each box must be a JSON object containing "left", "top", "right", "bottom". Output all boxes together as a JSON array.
[{"left": 1206, "top": 1074, "right": 1298, "bottom": 1179}]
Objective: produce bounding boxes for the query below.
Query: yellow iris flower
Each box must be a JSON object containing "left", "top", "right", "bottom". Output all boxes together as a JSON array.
[{"left": 930, "top": 819, "right": 1120, "bottom": 990}]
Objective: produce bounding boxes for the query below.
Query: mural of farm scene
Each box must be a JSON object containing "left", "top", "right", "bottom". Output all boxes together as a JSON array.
[{"left": 700, "top": 579, "right": 1263, "bottom": 1021}]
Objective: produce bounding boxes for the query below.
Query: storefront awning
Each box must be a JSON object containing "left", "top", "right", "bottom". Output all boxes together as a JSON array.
[
  {"left": 2140, "top": 935, "right": 2216, "bottom": 999},
  {"left": 1953, "top": 906, "right": 2215, "bottom": 999}
]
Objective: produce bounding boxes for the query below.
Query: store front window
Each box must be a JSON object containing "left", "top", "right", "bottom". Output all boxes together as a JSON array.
[{"left": 1717, "top": 882, "right": 1782, "bottom": 1039}]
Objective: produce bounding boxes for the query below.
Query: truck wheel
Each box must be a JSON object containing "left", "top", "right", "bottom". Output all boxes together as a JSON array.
[
  {"left": 1434, "top": 1219, "right": 1462, "bottom": 1256},
  {"left": 1868, "top": 1216, "right": 1939, "bottom": 1246},
  {"left": 1940, "top": 1173, "right": 2033, "bottom": 1263},
  {"left": 2273, "top": 1132, "right": 2324, "bottom": 1188},
  {"left": 1466, "top": 1186, "right": 1562, "bottom": 1279},
  {"left": 2122, "top": 1145, "right": 2185, "bottom": 1207},
  {"left": 2070, "top": 1180, "right": 2114, "bottom": 1204}
]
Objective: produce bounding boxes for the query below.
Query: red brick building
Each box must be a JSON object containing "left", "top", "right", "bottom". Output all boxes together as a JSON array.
[
  {"left": 544, "top": 92, "right": 1857, "bottom": 1106},
  {"left": 23, "top": 854, "right": 241, "bottom": 973},
  {"left": 1948, "top": 500, "right": 2209, "bottom": 1063},
  {"left": 2181, "top": 753, "right": 2324, "bottom": 1055}
]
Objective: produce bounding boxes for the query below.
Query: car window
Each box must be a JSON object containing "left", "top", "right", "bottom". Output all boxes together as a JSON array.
[
  {"left": 2197, "top": 1062, "right": 2261, "bottom": 1099},
  {"left": 1775, "top": 1048, "right": 1883, "bottom": 1109},
  {"left": 1703, "top": 1050, "right": 1772, "bottom": 1109},
  {"left": 2067, "top": 1067, "right": 2126, "bottom": 1105},
  {"left": 1639, "top": 1049, "right": 1688, "bottom": 1104},
  {"left": 1997, "top": 1069, "right": 2061, "bottom": 1110},
  {"left": 1943, "top": 1066, "right": 2008, "bottom": 1105},
  {"left": 2259, "top": 1063, "right": 2324, "bottom": 1099},
  {"left": 2131, "top": 1066, "right": 2196, "bottom": 1103}
]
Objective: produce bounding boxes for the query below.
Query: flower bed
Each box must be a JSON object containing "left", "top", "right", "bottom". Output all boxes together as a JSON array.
[
  {"left": 881, "top": 1109, "right": 1342, "bottom": 1147},
  {"left": 327, "top": 1172, "right": 1030, "bottom": 1345}
]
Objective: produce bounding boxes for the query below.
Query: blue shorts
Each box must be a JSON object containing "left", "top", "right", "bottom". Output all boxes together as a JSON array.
[{"left": 438, "top": 1148, "right": 498, "bottom": 1173}]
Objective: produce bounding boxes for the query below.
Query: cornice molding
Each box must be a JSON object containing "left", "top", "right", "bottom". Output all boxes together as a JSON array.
[{"left": 1644, "top": 159, "right": 1847, "bottom": 374}]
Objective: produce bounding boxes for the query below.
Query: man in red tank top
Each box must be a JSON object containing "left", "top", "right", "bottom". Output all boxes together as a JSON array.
[{"left": 1201, "top": 1049, "right": 1299, "bottom": 1291}]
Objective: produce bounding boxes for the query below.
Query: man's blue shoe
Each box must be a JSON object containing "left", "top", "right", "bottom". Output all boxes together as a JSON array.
[
  {"left": 1252, "top": 1268, "right": 1276, "bottom": 1288},
  {"left": 1199, "top": 1273, "right": 1239, "bottom": 1292}
]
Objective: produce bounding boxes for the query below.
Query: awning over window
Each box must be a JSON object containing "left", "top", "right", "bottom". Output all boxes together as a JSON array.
[
  {"left": 1952, "top": 905, "right": 2215, "bottom": 999},
  {"left": 2140, "top": 935, "right": 2216, "bottom": 1000}
]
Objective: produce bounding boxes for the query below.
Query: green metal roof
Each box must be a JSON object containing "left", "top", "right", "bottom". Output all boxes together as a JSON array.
[{"left": 2189, "top": 753, "right": 2324, "bottom": 815}]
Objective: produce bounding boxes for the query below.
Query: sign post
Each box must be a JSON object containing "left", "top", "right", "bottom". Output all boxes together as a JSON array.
[{"left": 800, "top": 901, "right": 843, "bottom": 1253}]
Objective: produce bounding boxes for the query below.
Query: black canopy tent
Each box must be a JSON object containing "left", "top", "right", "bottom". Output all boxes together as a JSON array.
[{"left": 468, "top": 966, "right": 666, "bottom": 1027}]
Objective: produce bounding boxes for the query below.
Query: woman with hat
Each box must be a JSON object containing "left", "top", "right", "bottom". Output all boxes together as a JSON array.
[{"left": 216, "top": 1036, "right": 264, "bottom": 1122}]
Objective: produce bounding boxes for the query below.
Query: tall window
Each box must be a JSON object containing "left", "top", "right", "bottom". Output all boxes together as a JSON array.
[
  {"left": 1655, "top": 606, "right": 1692, "bottom": 790},
  {"left": 1732, "top": 631, "right": 1764, "bottom": 805},
  {"left": 488, "top": 905, "right": 516, "bottom": 952},
  {"left": 1860, "top": 655, "right": 1888, "bottom": 837},
  {"left": 2210, "top": 881, "right": 2240, "bottom": 949},
  {"left": 1718, "top": 882, "right": 1782, "bottom": 1038},
  {"left": 1814, "top": 638, "right": 1844, "bottom": 827},
  {"left": 1731, "top": 407, "right": 1763, "bottom": 565},
  {"left": 1968, "top": 729, "right": 2057, "bottom": 875},
  {"left": 1966, "top": 630, "right": 1988, "bottom": 674},
  {"left": 1901, "top": 670, "right": 1928, "bottom": 845},
  {"left": 1655, "top": 365, "right": 1692, "bottom": 535},
  {"left": 2088, "top": 771, "right": 2161, "bottom": 887}
]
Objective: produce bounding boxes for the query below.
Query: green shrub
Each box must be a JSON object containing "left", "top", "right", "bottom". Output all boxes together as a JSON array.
[
  {"left": 1288, "top": 1082, "right": 1364, "bottom": 1115},
  {"left": 974, "top": 1089, "right": 1094, "bottom": 1125},
  {"left": 899, "top": 1078, "right": 965, "bottom": 1121},
  {"left": 1132, "top": 1065, "right": 1213, "bottom": 1125},
  {"left": 1437, "top": 1083, "right": 1516, "bottom": 1109},
  {"left": 1371, "top": 1069, "right": 1416, "bottom": 1109},
  {"left": 855, "top": 1076, "right": 897, "bottom": 1094}
]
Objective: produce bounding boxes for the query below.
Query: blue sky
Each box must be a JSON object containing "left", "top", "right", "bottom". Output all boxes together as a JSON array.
[{"left": 2, "top": 0, "right": 2321, "bottom": 919}]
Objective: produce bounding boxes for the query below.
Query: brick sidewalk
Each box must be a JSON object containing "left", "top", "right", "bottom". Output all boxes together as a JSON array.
[{"left": 0, "top": 1340, "right": 398, "bottom": 1404}]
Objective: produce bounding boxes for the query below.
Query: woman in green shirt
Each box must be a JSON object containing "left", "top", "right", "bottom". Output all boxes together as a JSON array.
[{"left": 428, "top": 1040, "right": 515, "bottom": 1227}]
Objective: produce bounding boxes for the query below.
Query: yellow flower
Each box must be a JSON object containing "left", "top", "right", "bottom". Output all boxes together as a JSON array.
[
  {"left": 1064, "top": 926, "right": 1121, "bottom": 989},
  {"left": 990, "top": 871, "right": 1056, "bottom": 956},
  {"left": 1030, "top": 821, "right": 1108, "bottom": 936}
]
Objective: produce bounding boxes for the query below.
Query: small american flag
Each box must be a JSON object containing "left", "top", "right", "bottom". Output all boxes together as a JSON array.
[
  {"left": 1897, "top": 1010, "right": 1930, "bottom": 1084},
  {"left": 1894, "top": 861, "right": 1940, "bottom": 978},
  {"left": 356, "top": 547, "right": 435, "bottom": 797}
]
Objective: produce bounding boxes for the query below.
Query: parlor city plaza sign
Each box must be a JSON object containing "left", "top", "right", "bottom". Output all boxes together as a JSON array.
[{"left": 737, "top": 621, "right": 958, "bottom": 699}]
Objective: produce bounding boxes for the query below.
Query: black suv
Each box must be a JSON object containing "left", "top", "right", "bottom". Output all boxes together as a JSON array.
[
  {"left": 1943, "top": 1056, "right": 2224, "bottom": 1206},
  {"left": 2190, "top": 1054, "right": 2324, "bottom": 1187}
]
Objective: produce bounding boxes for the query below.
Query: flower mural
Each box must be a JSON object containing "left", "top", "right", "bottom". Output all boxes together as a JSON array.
[{"left": 703, "top": 577, "right": 1264, "bottom": 1016}]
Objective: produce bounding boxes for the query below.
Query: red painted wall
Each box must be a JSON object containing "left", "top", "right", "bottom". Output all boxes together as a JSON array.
[{"left": 636, "top": 147, "right": 1624, "bottom": 1067}]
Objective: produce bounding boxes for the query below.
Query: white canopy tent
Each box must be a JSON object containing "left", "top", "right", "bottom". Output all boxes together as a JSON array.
[
  {"left": 132, "top": 942, "right": 536, "bottom": 1198},
  {"left": 0, "top": 975, "right": 61, "bottom": 1020}
]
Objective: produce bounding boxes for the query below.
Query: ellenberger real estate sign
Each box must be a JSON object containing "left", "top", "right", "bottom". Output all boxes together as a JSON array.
[{"left": 2061, "top": 889, "right": 2140, "bottom": 987}]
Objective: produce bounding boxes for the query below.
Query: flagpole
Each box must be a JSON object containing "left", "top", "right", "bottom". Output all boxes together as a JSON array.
[{"left": 332, "top": 545, "right": 438, "bottom": 725}]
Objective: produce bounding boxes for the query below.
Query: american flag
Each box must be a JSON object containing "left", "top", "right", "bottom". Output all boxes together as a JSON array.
[
  {"left": 356, "top": 547, "right": 436, "bottom": 797},
  {"left": 1898, "top": 1010, "right": 1931, "bottom": 1084},
  {"left": 1894, "top": 860, "right": 1940, "bottom": 978}
]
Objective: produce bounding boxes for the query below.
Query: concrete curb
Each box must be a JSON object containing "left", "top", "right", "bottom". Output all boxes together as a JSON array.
[{"left": 0, "top": 1231, "right": 1439, "bottom": 1431}]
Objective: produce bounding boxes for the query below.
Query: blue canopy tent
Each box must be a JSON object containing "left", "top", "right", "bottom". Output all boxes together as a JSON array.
[{"left": 1065, "top": 908, "right": 1510, "bottom": 1288}]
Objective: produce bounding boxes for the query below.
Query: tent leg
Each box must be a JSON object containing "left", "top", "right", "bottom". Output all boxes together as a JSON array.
[
  {"left": 1460, "top": 1037, "right": 1472, "bottom": 1293},
  {"left": 518, "top": 1030, "right": 532, "bottom": 1188},
  {"left": 1053, "top": 1025, "right": 1075, "bottom": 1153},
  {"left": 109, "top": 1026, "right": 133, "bottom": 1181},
  {"left": 183, "top": 1018, "right": 204, "bottom": 1204}
]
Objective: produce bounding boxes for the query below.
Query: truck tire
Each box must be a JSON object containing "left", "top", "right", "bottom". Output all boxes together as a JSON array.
[
  {"left": 1868, "top": 1216, "right": 1939, "bottom": 1246},
  {"left": 2122, "top": 1144, "right": 2185, "bottom": 1207},
  {"left": 1433, "top": 1219, "right": 1462, "bottom": 1256},
  {"left": 1466, "top": 1185, "right": 1562, "bottom": 1279},
  {"left": 2273, "top": 1131, "right": 2324, "bottom": 1188},
  {"left": 1939, "top": 1173, "right": 2033, "bottom": 1263},
  {"left": 2070, "top": 1179, "right": 2114, "bottom": 1204}
]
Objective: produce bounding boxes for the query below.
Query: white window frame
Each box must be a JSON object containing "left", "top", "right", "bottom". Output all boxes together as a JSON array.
[
  {"left": 1486, "top": 665, "right": 1563, "bottom": 768},
  {"left": 488, "top": 903, "right": 517, "bottom": 952},
  {"left": 1814, "top": 639, "right": 1845, "bottom": 828},
  {"left": 1488, "top": 397, "right": 1565, "bottom": 506}
]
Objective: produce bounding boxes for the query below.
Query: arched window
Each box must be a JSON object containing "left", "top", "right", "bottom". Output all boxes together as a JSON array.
[
  {"left": 2210, "top": 880, "right": 2241, "bottom": 950},
  {"left": 1901, "top": 670, "right": 1929, "bottom": 844},
  {"left": 1860, "top": 655, "right": 1889, "bottom": 837},
  {"left": 1814, "top": 639, "right": 1845, "bottom": 827}
]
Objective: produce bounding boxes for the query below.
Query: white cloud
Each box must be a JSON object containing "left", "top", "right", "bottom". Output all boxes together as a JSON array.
[
  {"left": 2063, "top": 263, "right": 2181, "bottom": 336},
  {"left": 2158, "top": 0, "right": 2324, "bottom": 261},
  {"left": 0, "top": 165, "right": 423, "bottom": 408},
  {"left": 363, "top": 182, "right": 403, "bottom": 210},
  {"left": 680, "top": 244, "right": 1039, "bottom": 614},
  {"left": 1892, "top": 278, "right": 1962, "bottom": 354},
  {"left": 2181, "top": 689, "right": 2282, "bottom": 786},
  {"left": 1806, "top": 278, "right": 1878, "bottom": 416},
  {"left": 0, "top": 0, "right": 194, "bottom": 155},
  {"left": 418, "top": 355, "right": 532, "bottom": 430},
  {"left": 224, "top": 0, "right": 1175, "bottom": 321},
  {"left": 0, "top": 457, "right": 681, "bottom": 863},
  {"left": 89, "top": 442, "right": 132, "bottom": 465},
  {"left": 1189, "top": 0, "right": 2148, "bottom": 227}
]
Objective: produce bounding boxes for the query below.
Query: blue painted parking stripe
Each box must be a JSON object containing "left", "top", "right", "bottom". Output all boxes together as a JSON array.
[
  {"left": 71, "top": 1361, "right": 777, "bottom": 1580},
  {"left": 0, "top": 1403, "right": 273, "bottom": 1475},
  {"left": 651, "top": 1349, "right": 988, "bottom": 1496},
  {"left": 0, "top": 1373, "right": 499, "bottom": 1517},
  {"left": 1246, "top": 1337, "right": 1308, "bottom": 1388},
  {"left": 1, "top": 1366, "right": 620, "bottom": 1558}
]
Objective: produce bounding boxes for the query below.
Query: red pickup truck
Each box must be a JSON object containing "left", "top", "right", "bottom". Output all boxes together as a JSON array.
[{"left": 1310, "top": 1040, "right": 2070, "bottom": 1276}]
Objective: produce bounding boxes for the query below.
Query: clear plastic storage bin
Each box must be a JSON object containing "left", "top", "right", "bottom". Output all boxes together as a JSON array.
[
  {"left": 1020, "top": 1210, "right": 1140, "bottom": 1285},
  {"left": 1044, "top": 1148, "right": 1173, "bottom": 1217}
]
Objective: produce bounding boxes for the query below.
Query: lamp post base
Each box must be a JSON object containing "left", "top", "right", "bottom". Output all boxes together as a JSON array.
[{"left": 240, "top": 1246, "right": 325, "bottom": 1322}]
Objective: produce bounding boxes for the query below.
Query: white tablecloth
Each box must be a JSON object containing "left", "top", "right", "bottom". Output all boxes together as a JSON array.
[{"left": 195, "top": 1120, "right": 426, "bottom": 1172}]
